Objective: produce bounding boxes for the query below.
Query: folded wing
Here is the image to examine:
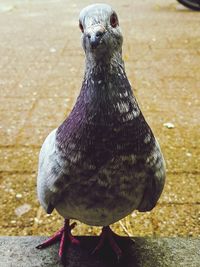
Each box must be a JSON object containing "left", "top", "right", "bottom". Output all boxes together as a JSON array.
[{"left": 37, "top": 129, "right": 69, "bottom": 213}]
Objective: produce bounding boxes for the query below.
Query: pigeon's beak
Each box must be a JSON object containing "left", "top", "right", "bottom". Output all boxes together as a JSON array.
[{"left": 86, "top": 25, "right": 106, "bottom": 49}]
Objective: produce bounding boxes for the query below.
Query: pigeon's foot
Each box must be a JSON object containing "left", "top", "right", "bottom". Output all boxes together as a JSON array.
[
  {"left": 36, "top": 219, "right": 79, "bottom": 264},
  {"left": 92, "top": 226, "right": 122, "bottom": 259}
]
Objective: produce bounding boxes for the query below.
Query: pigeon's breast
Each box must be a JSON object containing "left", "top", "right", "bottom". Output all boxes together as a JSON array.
[
  {"left": 55, "top": 82, "right": 162, "bottom": 225},
  {"left": 55, "top": 152, "right": 148, "bottom": 226}
]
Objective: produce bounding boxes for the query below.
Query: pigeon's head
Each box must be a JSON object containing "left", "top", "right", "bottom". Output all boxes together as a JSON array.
[{"left": 79, "top": 4, "right": 123, "bottom": 62}]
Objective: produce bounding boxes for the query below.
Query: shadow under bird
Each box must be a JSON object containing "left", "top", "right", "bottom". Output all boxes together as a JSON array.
[{"left": 36, "top": 3, "right": 166, "bottom": 265}]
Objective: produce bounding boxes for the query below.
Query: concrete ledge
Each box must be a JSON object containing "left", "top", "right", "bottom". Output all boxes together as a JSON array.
[{"left": 0, "top": 236, "right": 200, "bottom": 267}]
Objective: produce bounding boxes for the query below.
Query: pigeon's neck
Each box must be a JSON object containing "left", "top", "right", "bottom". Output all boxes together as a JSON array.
[
  {"left": 57, "top": 51, "right": 142, "bottom": 147},
  {"left": 75, "top": 51, "right": 141, "bottom": 123},
  {"left": 82, "top": 51, "right": 131, "bottom": 97},
  {"left": 85, "top": 51, "right": 124, "bottom": 77}
]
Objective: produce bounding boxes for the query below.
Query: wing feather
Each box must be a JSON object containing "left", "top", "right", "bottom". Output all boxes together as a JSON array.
[
  {"left": 138, "top": 140, "right": 166, "bottom": 212},
  {"left": 37, "top": 129, "right": 67, "bottom": 213}
]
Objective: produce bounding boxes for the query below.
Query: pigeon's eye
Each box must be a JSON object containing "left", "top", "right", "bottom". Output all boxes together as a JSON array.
[
  {"left": 110, "top": 13, "right": 118, "bottom": 28},
  {"left": 79, "top": 22, "right": 84, "bottom": 33}
]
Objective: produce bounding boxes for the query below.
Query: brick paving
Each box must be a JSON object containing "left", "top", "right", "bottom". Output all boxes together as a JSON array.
[{"left": 0, "top": 0, "right": 199, "bottom": 237}]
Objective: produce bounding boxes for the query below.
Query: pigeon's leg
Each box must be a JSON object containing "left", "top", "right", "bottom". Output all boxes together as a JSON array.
[
  {"left": 36, "top": 219, "right": 79, "bottom": 263},
  {"left": 92, "top": 226, "right": 122, "bottom": 258}
]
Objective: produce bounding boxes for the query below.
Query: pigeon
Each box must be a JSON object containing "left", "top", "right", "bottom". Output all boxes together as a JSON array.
[{"left": 36, "top": 3, "right": 166, "bottom": 264}]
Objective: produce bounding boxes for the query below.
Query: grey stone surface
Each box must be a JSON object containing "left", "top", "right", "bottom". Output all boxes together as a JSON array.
[{"left": 0, "top": 236, "right": 200, "bottom": 267}]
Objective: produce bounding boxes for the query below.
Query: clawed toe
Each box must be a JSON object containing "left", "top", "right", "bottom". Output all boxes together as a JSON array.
[
  {"left": 36, "top": 219, "right": 79, "bottom": 264},
  {"left": 92, "top": 226, "right": 122, "bottom": 258}
]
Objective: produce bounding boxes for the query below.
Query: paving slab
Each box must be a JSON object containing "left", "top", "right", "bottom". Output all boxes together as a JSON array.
[{"left": 0, "top": 236, "right": 200, "bottom": 267}]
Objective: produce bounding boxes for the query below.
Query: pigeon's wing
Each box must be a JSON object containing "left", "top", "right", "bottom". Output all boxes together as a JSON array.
[
  {"left": 37, "top": 128, "right": 68, "bottom": 214},
  {"left": 138, "top": 139, "right": 166, "bottom": 212}
]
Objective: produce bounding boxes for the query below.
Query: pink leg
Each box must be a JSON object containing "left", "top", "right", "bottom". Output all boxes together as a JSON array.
[
  {"left": 36, "top": 219, "right": 80, "bottom": 263},
  {"left": 92, "top": 226, "right": 122, "bottom": 258},
  {"left": 36, "top": 227, "right": 64, "bottom": 249}
]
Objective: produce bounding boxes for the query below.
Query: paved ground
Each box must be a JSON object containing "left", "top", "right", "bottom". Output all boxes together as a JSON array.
[
  {"left": 1, "top": 236, "right": 200, "bottom": 267},
  {"left": 0, "top": 0, "right": 199, "bottom": 237}
]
